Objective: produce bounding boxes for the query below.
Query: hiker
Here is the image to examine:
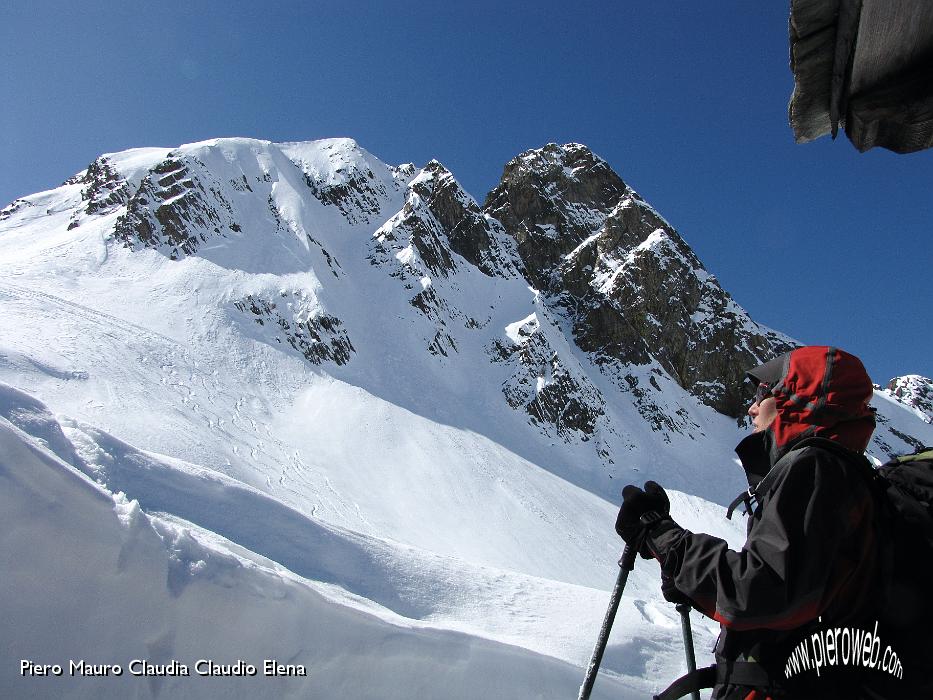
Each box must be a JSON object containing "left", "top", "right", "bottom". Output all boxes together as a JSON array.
[{"left": 615, "top": 346, "right": 902, "bottom": 699}]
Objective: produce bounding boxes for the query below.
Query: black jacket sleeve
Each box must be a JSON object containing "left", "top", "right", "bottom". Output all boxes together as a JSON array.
[{"left": 645, "top": 447, "right": 875, "bottom": 631}]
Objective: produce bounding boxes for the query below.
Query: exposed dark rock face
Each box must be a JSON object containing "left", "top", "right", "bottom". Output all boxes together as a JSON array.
[
  {"left": 411, "top": 162, "right": 521, "bottom": 279},
  {"left": 491, "top": 314, "right": 606, "bottom": 441},
  {"left": 366, "top": 161, "right": 525, "bottom": 358},
  {"left": 561, "top": 205, "right": 794, "bottom": 416},
  {"left": 289, "top": 145, "right": 413, "bottom": 227},
  {"left": 369, "top": 199, "right": 456, "bottom": 280},
  {"left": 484, "top": 143, "right": 796, "bottom": 418},
  {"left": 369, "top": 161, "right": 521, "bottom": 281},
  {"left": 233, "top": 293, "right": 354, "bottom": 366},
  {"left": 114, "top": 155, "right": 239, "bottom": 259},
  {"left": 81, "top": 157, "right": 132, "bottom": 216},
  {"left": 64, "top": 156, "right": 134, "bottom": 229},
  {"left": 484, "top": 143, "right": 627, "bottom": 291},
  {"left": 302, "top": 167, "right": 388, "bottom": 225}
]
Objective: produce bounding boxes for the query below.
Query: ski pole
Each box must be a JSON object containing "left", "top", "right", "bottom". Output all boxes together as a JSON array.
[
  {"left": 577, "top": 538, "right": 640, "bottom": 700},
  {"left": 675, "top": 603, "right": 700, "bottom": 700}
]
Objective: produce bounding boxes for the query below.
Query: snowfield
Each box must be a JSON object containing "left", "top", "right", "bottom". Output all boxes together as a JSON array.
[
  {"left": 0, "top": 383, "right": 732, "bottom": 699},
  {"left": 2, "top": 137, "right": 931, "bottom": 698}
]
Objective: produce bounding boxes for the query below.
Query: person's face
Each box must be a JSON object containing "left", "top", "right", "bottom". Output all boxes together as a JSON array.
[{"left": 748, "top": 395, "right": 778, "bottom": 432}]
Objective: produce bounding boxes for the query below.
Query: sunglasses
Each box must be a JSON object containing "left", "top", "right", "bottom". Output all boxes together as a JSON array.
[{"left": 752, "top": 382, "right": 772, "bottom": 405}]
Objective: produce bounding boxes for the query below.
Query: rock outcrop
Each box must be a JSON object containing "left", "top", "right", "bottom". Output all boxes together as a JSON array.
[{"left": 485, "top": 144, "right": 796, "bottom": 417}]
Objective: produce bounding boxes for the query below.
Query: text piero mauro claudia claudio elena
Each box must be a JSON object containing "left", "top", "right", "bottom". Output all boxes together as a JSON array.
[{"left": 21, "top": 658, "right": 307, "bottom": 678}]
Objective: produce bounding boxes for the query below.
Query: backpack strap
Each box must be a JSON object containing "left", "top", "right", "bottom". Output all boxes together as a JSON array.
[
  {"left": 652, "top": 664, "right": 715, "bottom": 700},
  {"left": 729, "top": 448, "right": 799, "bottom": 518},
  {"left": 653, "top": 661, "right": 779, "bottom": 700},
  {"left": 892, "top": 447, "right": 933, "bottom": 464},
  {"left": 726, "top": 489, "right": 754, "bottom": 520},
  {"left": 726, "top": 436, "right": 876, "bottom": 520}
]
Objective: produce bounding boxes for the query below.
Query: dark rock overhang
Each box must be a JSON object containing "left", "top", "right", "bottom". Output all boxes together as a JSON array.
[{"left": 789, "top": 0, "right": 933, "bottom": 153}]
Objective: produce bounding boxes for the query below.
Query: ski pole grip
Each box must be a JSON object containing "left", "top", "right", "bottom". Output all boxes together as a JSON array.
[
  {"left": 619, "top": 539, "right": 638, "bottom": 571},
  {"left": 619, "top": 524, "right": 649, "bottom": 570}
]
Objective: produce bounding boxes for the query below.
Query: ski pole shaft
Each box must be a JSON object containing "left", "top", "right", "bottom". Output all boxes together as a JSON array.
[
  {"left": 577, "top": 541, "right": 639, "bottom": 700},
  {"left": 675, "top": 603, "right": 700, "bottom": 700}
]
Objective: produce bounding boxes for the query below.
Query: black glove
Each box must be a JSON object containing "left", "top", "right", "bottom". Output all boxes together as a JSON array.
[{"left": 615, "top": 481, "right": 670, "bottom": 557}]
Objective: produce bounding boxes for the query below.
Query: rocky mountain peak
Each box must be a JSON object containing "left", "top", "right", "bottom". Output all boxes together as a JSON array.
[
  {"left": 885, "top": 375, "right": 933, "bottom": 424},
  {"left": 483, "top": 143, "right": 628, "bottom": 291},
  {"left": 483, "top": 143, "right": 796, "bottom": 417},
  {"left": 403, "top": 161, "right": 521, "bottom": 279},
  {"left": 282, "top": 138, "right": 412, "bottom": 225},
  {"left": 103, "top": 134, "right": 793, "bottom": 422},
  {"left": 490, "top": 142, "right": 627, "bottom": 213}
]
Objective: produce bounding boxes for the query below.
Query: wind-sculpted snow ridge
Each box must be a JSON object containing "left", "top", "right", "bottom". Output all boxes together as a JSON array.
[
  {"left": 0, "top": 383, "right": 744, "bottom": 699},
  {"left": 281, "top": 137, "right": 415, "bottom": 226},
  {"left": 109, "top": 138, "right": 406, "bottom": 270}
]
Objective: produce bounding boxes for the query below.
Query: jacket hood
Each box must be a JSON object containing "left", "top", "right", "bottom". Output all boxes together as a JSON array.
[{"left": 765, "top": 346, "right": 876, "bottom": 461}]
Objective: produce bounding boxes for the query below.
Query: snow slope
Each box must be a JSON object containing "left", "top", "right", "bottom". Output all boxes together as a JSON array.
[
  {"left": 0, "top": 383, "right": 738, "bottom": 698},
  {"left": 0, "top": 393, "right": 625, "bottom": 699}
]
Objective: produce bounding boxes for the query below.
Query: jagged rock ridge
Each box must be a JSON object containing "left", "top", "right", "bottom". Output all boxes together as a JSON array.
[
  {"left": 485, "top": 143, "right": 796, "bottom": 417},
  {"left": 114, "top": 154, "right": 240, "bottom": 258}
]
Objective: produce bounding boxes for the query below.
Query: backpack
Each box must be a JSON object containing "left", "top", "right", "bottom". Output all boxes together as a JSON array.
[
  {"left": 871, "top": 447, "right": 933, "bottom": 636},
  {"left": 875, "top": 446, "right": 933, "bottom": 539},
  {"left": 848, "top": 445, "right": 933, "bottom": 696},
  {"left": 741, "top": 439, "right": 933, "bottom": 542}
]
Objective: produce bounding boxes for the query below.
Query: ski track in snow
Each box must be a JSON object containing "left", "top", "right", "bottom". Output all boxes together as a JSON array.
[
  {"left": 0, "top": 385, "right": 714, "bottom": 698},
  {"left": 0, "top": 412, "right": 640, "bottom": 700},
  {"left": 0, "top": 277, "right": 365, "bottom": 522},
  {"left": 0, "top": 280, "right": 181, "bottom": 347}
]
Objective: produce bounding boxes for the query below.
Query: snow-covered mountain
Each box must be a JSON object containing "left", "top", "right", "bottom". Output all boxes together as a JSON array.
[{"left": 2, "top": 137, "right": 931, "bottom": 699}]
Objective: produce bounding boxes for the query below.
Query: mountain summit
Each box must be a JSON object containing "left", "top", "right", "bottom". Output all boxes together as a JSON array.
[
  {"left": 0, "top": 138, "right": 926, "bottom": 504},
  {"left": 485, "top": 143, "right": 794, "bottom": 417}
]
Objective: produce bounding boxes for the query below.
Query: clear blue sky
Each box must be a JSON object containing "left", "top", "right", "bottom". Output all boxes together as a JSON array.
[{"left": 3, "top": 2, "right": 931, "bottom": 384}]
